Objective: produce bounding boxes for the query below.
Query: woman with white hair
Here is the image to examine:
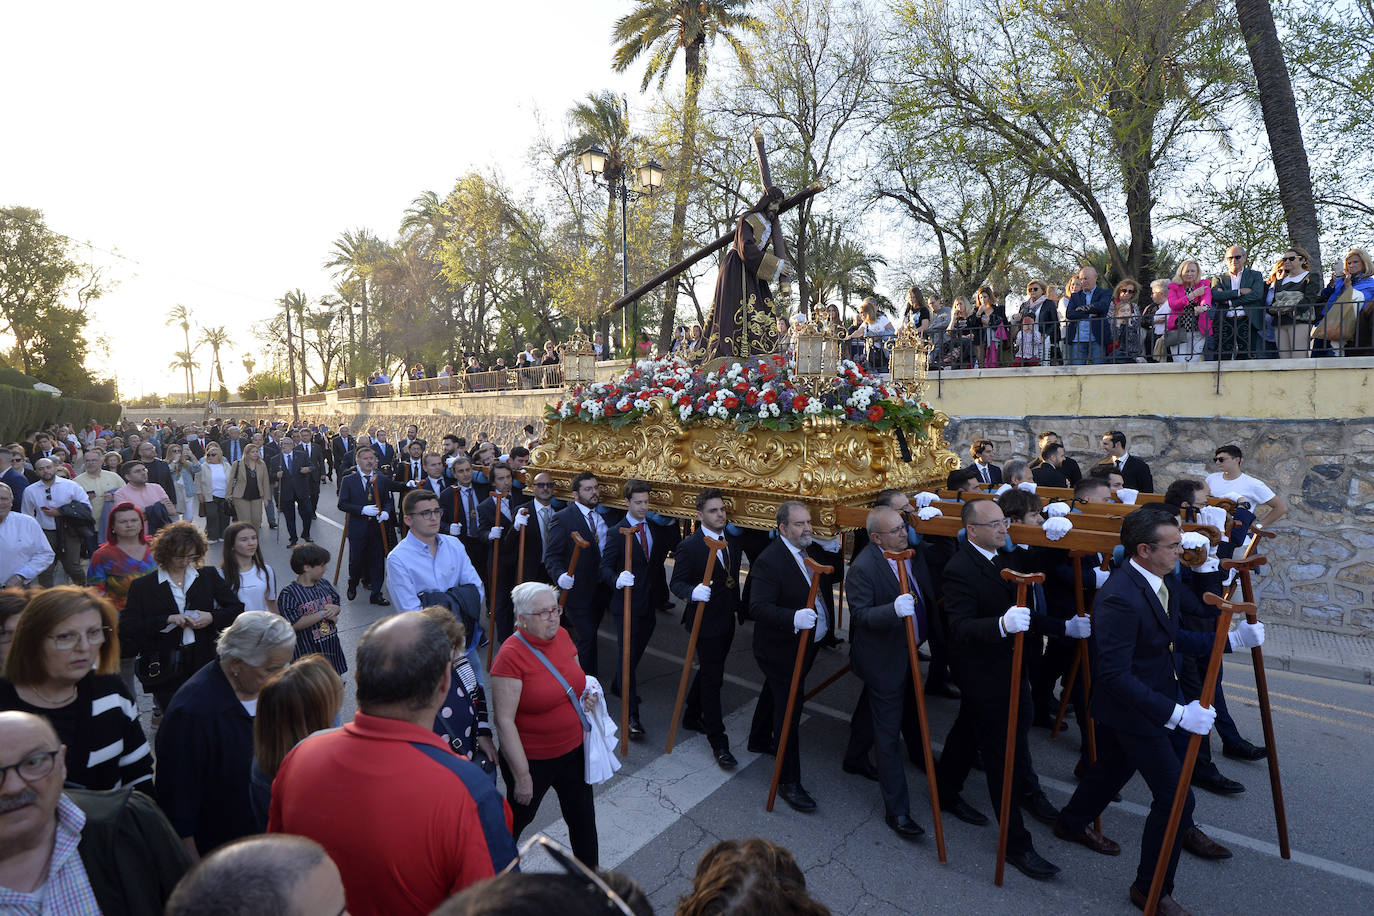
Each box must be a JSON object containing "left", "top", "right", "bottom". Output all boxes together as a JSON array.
[
  {"left": 155, "top": 610, "right": 296, "bottom": 857},
  {"left": 1166, "top": 259, "right": 1213, "bottom": 362}
]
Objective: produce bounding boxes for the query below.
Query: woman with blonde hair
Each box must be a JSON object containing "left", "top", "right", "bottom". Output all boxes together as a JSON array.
[
  {"left": 1109, "top": 278, "right": 1145, "bottom": 362},
  {"left": 249, "top": 654, "right": 344, "bottom": 829},
  {"left": 1314, "top": 246, "right": 1374, "bottom": 356},
  {"left": 1166, "top": 259, "right": 1212, "bottom": 362},
  {"left": 166, "top": 441, "right": 200, "bottom": 521},
  {"left": 228, "top": 442, "right": 269, "bottom": 529},
  {"left": 197, "top": 441, "right": 232, "bottom": 542}
]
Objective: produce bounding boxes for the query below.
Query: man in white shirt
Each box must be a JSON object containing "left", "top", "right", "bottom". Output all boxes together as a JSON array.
[
  {"left": 1206, "top": 445, "right": 1287, "bottom": 529},
  {"left": 0, "top": 483, "right": 55, "bottom": 587},
  {"left": 19, "top": 459, "right": 91, "bottom": 587},
  {"left": 74, "top": 452, "right": 125, "bottom": 529}
]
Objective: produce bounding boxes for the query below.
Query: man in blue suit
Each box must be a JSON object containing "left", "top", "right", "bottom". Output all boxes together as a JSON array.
[
  {"left": 543, "top": 470, "right": 609, "bottom": 677},
  {"left": 1066, "top": 266, "right": 1111, "bottom": 365},
  {"left": 1054, "top": 506, "right": 1265, "bottom": 915},
  {"left": 337, "top": 445, "right": 403, "bottom": 605}
]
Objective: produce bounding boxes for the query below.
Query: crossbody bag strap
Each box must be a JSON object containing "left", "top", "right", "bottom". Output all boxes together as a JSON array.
[{"left": 514, "top": 631, "right": 590, "bottom": 733}]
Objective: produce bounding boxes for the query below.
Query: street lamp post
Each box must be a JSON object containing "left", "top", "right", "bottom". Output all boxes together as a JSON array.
[
  {"left": 283, "top": 297, "right": 300, "bottom": 422},
  {"left": 578, "top": 146, "right": 664, "bottom": 352}
]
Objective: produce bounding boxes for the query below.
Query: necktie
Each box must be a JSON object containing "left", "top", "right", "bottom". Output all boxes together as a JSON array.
[
  {"left": 1158, "top": 582, "right": 1170, "bottom": 615},
  {"left": 539, "top": 505, "right": 552, "bottom": 540},
  {"left": 413, "top": 460, "right": 420, "bottom": 479},
  {"left": 980, "top": 465, "right": 989, "bottom": 484},
  {"left": 795, "top": 549, "right": 828, "bottom": 640},
  {"left": 636, "top": 523, "right": 649, "bottom": 557}
]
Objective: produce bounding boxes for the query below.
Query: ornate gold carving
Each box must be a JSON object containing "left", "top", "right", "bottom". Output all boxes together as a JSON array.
[{"left": 532, "top": 396, "right": 961, "bottom": 538}]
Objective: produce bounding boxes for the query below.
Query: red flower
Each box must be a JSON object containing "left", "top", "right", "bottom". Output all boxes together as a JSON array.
[
  {"left": 867, "top": 405, "right": 884, "bottom": 421},
  {"left": 605, "top": 403, "right": 617, "bottom": 416},
  {"left": 723, "top": 396, "right": 739, "bottom": 409},
  {"left": 745, "top": 390, "right": 759, "bottom": 406},
  {"left": 772, "top": 355, "right": 786, "bottom": 366},
  {"left": 677, "top": 394, "right": 691, "bottom": 407},
  {"left": 762, "top": 389, "right": 778, "bottom": 404},
  {"left": 733, "top": 380, "right": 749, "bottom": 393},
  {"left": 793, "top": 394, "right": 810, "bottom": 410}
]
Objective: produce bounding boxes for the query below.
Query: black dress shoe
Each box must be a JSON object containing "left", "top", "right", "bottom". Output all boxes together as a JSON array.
[
  {"left": 628, "top": 717, "right": 645, "bottom": 740},
  {"left": 681, "top": 714, "right": 705, "bottom": 733},
  {"left": 1130, "top": 883, "right": 1193, "bottom": 915},
  {"left": 713, "top": 747, "right": 738, "bottom": 770},
  {"left": 1193, "top": 770, "right": 1245, "bottom": 795},
  {"left": 816, "top": 633, "right": 844, "bottom": 649},
  {"left": 886, "top": 813, "right": 925, "bottom": 840},
  {"left": 924, "top": 681, "right": 960, "bottom": 699},
  {"left": 1019, "top": 790, "right": 1059, "bottom": 825},
  {"left": 369, "top": 593, "right": 391, "bottom": 606},
  {"left": 943, "top": 795, "right": 989, "bottom": 826},
  {"left": 1005, "top": 847, "right": 1060, "bottom": 881},
  {"left": 1181, "top": 826, "right": 1232, "bottom": 859},
  {"left": 1053, "top": 818, "right": 1121, "bottom": 855},
  {"left": 287, "top": 539, "right": 299, "bottom": 547},
  {"left": 777, "top": 782, "right": 817, "bottom": 812},
  {"left": 747, "top": 739, "right": 776, "bottom": 756},
  {"left": 1222, "top": 738, "right": 1267, "bottom": 761},
  {"left": 268, "top": 523, "right": 278, "bottom": 530},
  {"left": 842, "top": 757, "right": 880, "bottom": 781},
  {"left": 347, "top": 583, "right": 358, "bottom": 601}
]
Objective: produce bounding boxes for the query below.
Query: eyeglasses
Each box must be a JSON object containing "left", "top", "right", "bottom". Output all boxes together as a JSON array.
[
  {"left": 525, "top": 607, "right": 562, "bottom": 620},
  {"left": 533, "top": 482, "right": 554, "bottom": 489},
  {"left": 408, "top": 508, "right": 443, "bottom": 520},
  {"left": 1283, "top": 255, "right": 1300, "bottom": 262},
  {"left": 0, "top": 750, "right": 60, "bottom": 784},
  {"left": 501, "top": 834, "right": 634, "bottom": 916},
  {"left": 1225, "top": 255, "right": 1245, "bottom": 261},
  {"left": 1213, "top": 456, "right": 1228, "bottom": 463},
  {"left": 171, "top": 553, "right": 201, "bottom": 563},
  {"left": 48, "top": 626, "right": 110, "bottom": 650},
  {"left": 967, "top": 518, "right": 1011, "bottom": 529},
  {"left": 1151, "top": 540, "right": 1184, "bottom": 553}
]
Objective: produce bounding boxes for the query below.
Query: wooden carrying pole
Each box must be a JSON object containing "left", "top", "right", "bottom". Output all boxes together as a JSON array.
[
  {"left": 332, "top": 523, "right": 349, "bottom": 586},
  {"left": 618, "top": 526, "right": 637, "bottom": 756},
  {"left": 1145, "top": 591, "right": 1246, "bottom": 915},
  {"left": 515, "top": 508, "right": 529, "bottom": 586},
  {"left": 886, "top": 549, "right": 947, "bottom": 862},
  {"left": 1226, "top": 551, "right": 1290, "bottom": 858},
  {"left": 486, "top": 493, "right": 506, "bottom": 669},
  {"left": 1051, "top": 554, "right": 1102, "bottom": 833},
  {"left": 664, "top": 537, "right": 723, "bottom": 753},
  {"left": 766, "top": 557, "right": 833, "bottom": 812},
  {"left": 557, "top": 532, "right": 591, "bottom": 610},
  {"left": 995, "top": 569, "right": 1045, "bottom": 886}
]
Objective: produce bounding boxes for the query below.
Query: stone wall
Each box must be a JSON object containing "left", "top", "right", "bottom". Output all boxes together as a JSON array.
[{"left": 943, "top": 415, "right": 1373, "bottom": 636}]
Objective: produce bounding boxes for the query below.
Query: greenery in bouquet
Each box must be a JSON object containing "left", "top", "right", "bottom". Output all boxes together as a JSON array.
[{"left": 547, "top": 355, "right": 936, "bottom": 437}]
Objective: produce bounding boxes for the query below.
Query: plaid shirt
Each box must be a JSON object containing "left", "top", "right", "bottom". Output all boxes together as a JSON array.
[{"left": 0, "top": 795, "right": 100, "bottom": 915}]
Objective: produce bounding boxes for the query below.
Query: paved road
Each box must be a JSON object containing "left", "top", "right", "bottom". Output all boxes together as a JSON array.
[{"left": 216, "top": 496, "right": 1374, "bottom": 915}]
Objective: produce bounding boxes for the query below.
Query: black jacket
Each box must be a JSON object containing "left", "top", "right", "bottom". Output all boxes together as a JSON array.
[
  {"left": 670, "top": 529, "right": 742, "bottom": 639},
  {"left": 745, "top": 538, "right": 827, "bottom": 669},
  {"left": 1095, "top": 455, "right": 1154, "bottom": 493},
  {"left": 847, "top": 542, "right": 937, "bottom": 692},
  {"left": 70, "top": 787, "right": 193, "bottom": 916},
  {"left": 119, "top": 568, "right": 244, "bottom": 691},
  {"left": 599, "top": 514, "right": 672, "bottom": 617}
]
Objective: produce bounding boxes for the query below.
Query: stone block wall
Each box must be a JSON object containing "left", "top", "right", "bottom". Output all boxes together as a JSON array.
[{"left": 943, "top": 415, "right": 1374, "bottom": 636}]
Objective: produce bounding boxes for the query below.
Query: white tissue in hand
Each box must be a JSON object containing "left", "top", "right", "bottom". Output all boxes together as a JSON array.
[
  {"left": 917, "top": 506, "right": 942, "bottom": 521},
  {"left": 1044, "top": 502, "right": 1071, "bottom": 518},
  {"left": 1043, "top": 517, "right": 1073, "bottom": 540}
]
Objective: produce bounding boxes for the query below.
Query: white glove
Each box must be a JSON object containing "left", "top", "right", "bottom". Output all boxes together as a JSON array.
[
  {"left": 1017, "top": 481, "right": 1038, "bottom": 493},
  {"left": 378, "top": 511, "right": 389, "bottom": 522},
  {"left": 1042, "top": 516, "right": 1073, "bottom": 541},
  {"left": 615, "top": 570, "right": 635, "bottom": 589},
  {"left": 1198, "top": 506, "right": 1228, "bottom": 531},
  {"left": 1194, "top": 556, "right": 1221, "bottom": 573},
  {"left": 691, "top": 583, "right": 711, "bottom": 603},
  {"left": 793, "top": 608, "right": 818, "bottom": 631},
  {"left": 557, "top": 573, "right": 575, "bottom": 590},
  {"left": 361, "top": 505, "right": 379, "bottom": 517},
  {"left": 449, "top": 523, "right": 462, "bottom": 536},
  {"left": 1229, "top": 620, "right": 1265, "bottom": 650},
  {"left": 917, "top": 506, "right": 942, "bottom": 521},
  {"left": 1180, "top": 531, "right": 1210, "bottom": 551},
  {"left": 1000, "top": 605, "right": 1031, "bottom": 635},
  {"left": 1117, "top": 487, "right": 1138, "bottom": 504},
  {"left": 513, "top": 510, "right": 529, "bottom": 530},
  {"left": 894, "top": 593, "right": 916, "bottom": 618},
  {"left": 487, "top": 526, "right": 503, "bottom": 540},
  {"left": 1093, "top": 568, "right": 1111, "bottom": 588},
  {"left": 405, "top": 479, "right": 418, "bottom": 488},
  {"left": 1044, "top": 502, "right": 1070, "bottom": 518},
  {"left": 994, "top": 483, "right": 1012, "bottom": 496},
  {"left": 914, "top": 491, "right": 938, "bottom": 508},
  {"left": 812, "top": 536, "right": 841, "bottom": 553},
  {"left": 1065, "top": 616, "right": 1092, "bottom": 639},
  {"left": 1178, "top": 700, "right": 1217, "bottom": 736}
]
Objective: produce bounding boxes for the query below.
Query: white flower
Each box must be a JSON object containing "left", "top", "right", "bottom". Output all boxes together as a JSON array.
[
  {"left": 679, "top": 405, "right": 691, "bottom": 422},
  {"left": 803, "top": 399, "right": 824, "bottom": 415}
]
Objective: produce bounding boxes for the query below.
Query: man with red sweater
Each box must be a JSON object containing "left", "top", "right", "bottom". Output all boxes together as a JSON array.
[{"left": 269, "top": 614, "right": 516, "bottom": 916}]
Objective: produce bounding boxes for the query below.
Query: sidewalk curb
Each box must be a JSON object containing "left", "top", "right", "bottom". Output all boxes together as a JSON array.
[{"left": 1227, "top": 648, "right": 1374, "bottom": 686}]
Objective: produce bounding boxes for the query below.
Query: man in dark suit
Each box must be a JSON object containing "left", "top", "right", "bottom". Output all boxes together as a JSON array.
[
  {"left": 1030, "top": 441, "right": 1071, "bottom": 488},
  {"left": 440, "top": 456, "right": 490, "bottom": 572},
  {"left": 669, "top": 488, "right": 742, "bottom": 770},
  {"left": 965, "top": 438, "right": 1002, "bottom": 486},
  {"left": 336, "top": 445, "right": 401, "bottom": 605},
  {"left": 296, "top": 429, "right": 326, "bottom": 506},
  {"left": 397, "top": 440, "right": 427, "bottom": 486},
  {"left": 220, "top": 426, "right": 247, "bottom": 465},
  {"left": 368, "top": 428, "right": 397, "bottom": 475},
  {"left": 1054, "top": 506, "right": 1265, "bottom": 915},
  {"left": 181, "top": 429, "right": 207, "bottom": 460},
  {"left": 1066, "top": 266, "right": 1112, "bottom": 365},
  {"left": 544, "top": 471, "right": 609, "bottom": 677},
  {"left": 398, "top": 424, "right": 426, "bottom": 457},
  {"left": 599, "top": 479, "right": 671, "bottom": 740},
  {"left": 745, "top": 501, "right": 831, "bottom": 813},
  {"left": 1211, "top": 245, "right": 1267, "bottom": 359},
  {"left": 933, "top": 498, "right": 1070, "bottom": 880},
  {"left": 846, "top": 505, "right": 937, "bottom": 840},
  {"left": 331, "top": 425, "right": 358, "bottom": 489},
  {"left": 270, "top": 430, "right": 315, "bottom": 547},
  {"left": 1097, "top": 430, "right": 1154, "bottom": 493},
  {"left": 517, "top": 472, "right": 562, "bottom": 584},
  {"left": 1029, "top": 431, "right": 1081, "bottom": 486},
  {"left": 475, "top": 462, "right": 525, "bottom": 645}
]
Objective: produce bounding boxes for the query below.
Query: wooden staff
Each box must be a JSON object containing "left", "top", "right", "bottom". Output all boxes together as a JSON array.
[
  {"left": 332, "top": 522, "right": 349, "bottom": 586},
  {"left": 885, "top": 548, "right": 947, "bottom": 862},
  {"left": 803, "top": 664, "right": 850, "bottom": 702},
  {"left": 1226, "top": 552, "right": 1289, "bottom": 858},
  {"left": 486, "top": 492, "right": 506, "bottom": 669},
  {"left": 556, "top": 531, "right": 591, "bottom": 610},
  {"left": 1145, "top": 591, "right": 1246, "bottom": 916},
  {"left": 617, "top": 526, "right": 637, "bottom": 756},
  {"left": 766, "top": 557, "right": 833, "bottom": 812},
  {"left": 1050, "top": 553, "right": 1102, "bottom": 832},
  {"left": 995, "top": 569, "right": 1045, "bottom": 887},
  {"left": 515, "top": 508, "right": 529, "bottom": 586},
  {"left": 1222, "top": 527, "right": 1275, "bottom": 601},
  {"left": 372, "top": 474, "right": 391, "bottom": 553},
  {"left": 664, "top": 536, "right": 723, "bottom": 753}
]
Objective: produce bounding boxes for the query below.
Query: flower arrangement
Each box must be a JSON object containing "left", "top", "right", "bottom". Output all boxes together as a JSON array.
[{"left": 548, "top": 355, "right": 937, "bottom": 436}]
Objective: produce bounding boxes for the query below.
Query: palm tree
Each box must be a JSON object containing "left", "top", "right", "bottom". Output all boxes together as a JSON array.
[
  {"left": 281, "top": 289, "right": 310, "bottom": 395},
  {"left": 165, "top": 304, "right": 195, "bottom": 400},
  {"left": 613, "top": 0, "right": 763, "bottom": 351},
  {"left": 197, "top": 326, "right": 232, "bottom": 401},
  {"left": 325, "top": 229, "right": 382, "bottom": 377},
  {"left": 167, "top": 350, "right": 198, "bottom": 404},
  {"left": 1235, "top": 0, "right": 1322, "bottom": 274}
]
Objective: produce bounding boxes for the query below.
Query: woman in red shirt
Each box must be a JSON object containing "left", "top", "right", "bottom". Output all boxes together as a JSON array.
[{"left": 491, "top": 582, "right": 599, "bottom": 867}]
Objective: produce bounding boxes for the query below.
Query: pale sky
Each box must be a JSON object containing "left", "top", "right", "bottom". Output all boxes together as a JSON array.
[{"left": 1, "top": 1, "right": 654, "bottom": 397}]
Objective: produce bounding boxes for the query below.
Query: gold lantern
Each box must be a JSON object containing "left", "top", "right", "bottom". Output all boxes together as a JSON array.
[
  {"left": 563, "top": 324, "right": 597, "bottom": 390},
  {"left": 792, "top": 309, "right": 841, "bottom": 385},
  {"left": 888, "top": 322, "right": 933, "bottom": 401}
]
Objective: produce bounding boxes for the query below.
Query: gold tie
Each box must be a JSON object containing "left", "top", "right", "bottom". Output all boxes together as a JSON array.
[{"left": 1157, "top": 582, "right": 1170, "bottom": 612}]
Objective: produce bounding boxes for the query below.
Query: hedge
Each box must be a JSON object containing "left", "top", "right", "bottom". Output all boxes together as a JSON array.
[{"left": 0, "top": 384, "right": 123, "bottom": 442}]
